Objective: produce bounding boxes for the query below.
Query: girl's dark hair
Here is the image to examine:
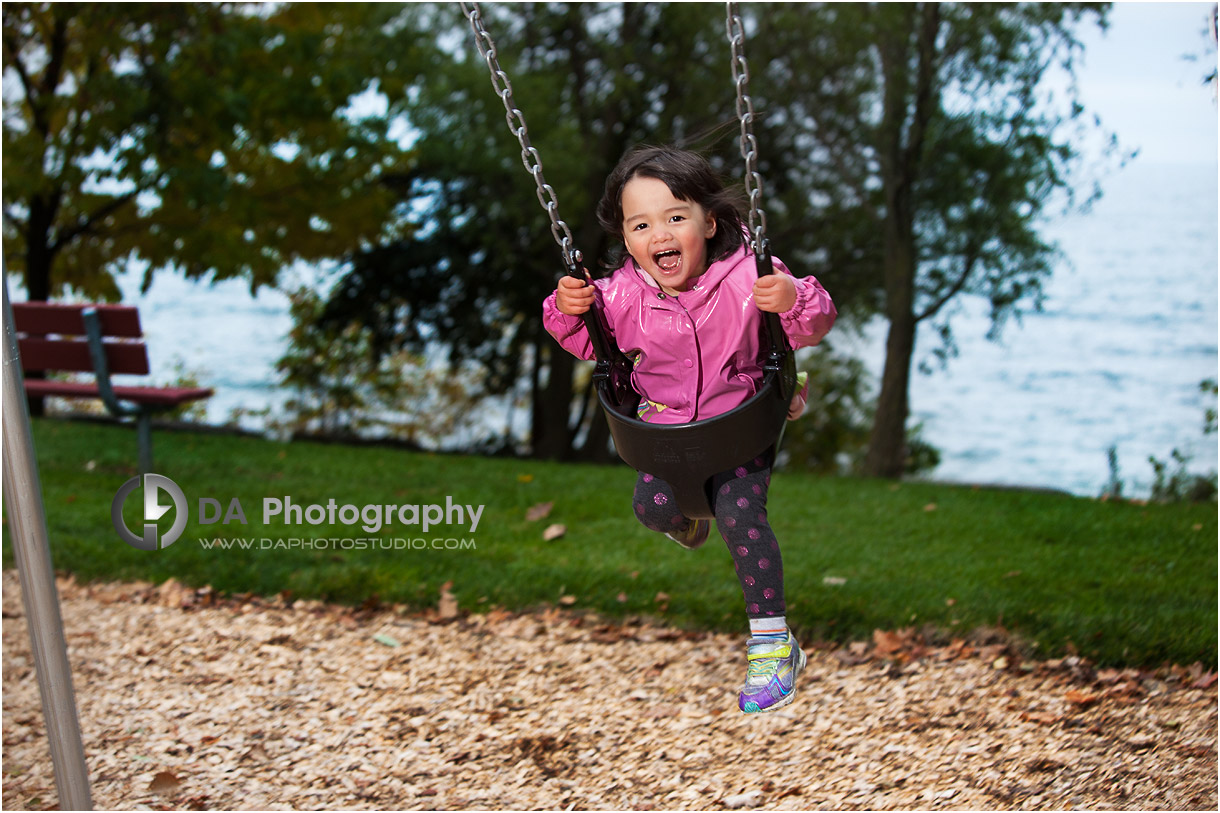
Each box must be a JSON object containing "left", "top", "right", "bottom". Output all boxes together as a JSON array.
[{"left": 595, "top": 146, "right": 746, "bottom": 269}]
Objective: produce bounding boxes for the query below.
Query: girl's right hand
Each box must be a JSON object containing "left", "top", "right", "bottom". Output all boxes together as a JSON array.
[{"left": 555, "top": 275, "right": 595, "bottom": 316}]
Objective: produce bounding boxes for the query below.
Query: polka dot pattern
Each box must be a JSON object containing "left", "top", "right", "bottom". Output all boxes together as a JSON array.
[{"left": 630, "top": 453, "right": 785, "bottom": 623}]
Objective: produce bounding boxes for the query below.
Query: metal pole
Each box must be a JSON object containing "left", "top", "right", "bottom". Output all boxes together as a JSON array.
[{"left": 2, "top": 268, "right": 93, "bottom": 810}]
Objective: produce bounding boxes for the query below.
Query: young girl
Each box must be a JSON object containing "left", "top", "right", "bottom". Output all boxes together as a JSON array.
[{"left": 542, "top": 146, "right": 836, "bottom": 713}]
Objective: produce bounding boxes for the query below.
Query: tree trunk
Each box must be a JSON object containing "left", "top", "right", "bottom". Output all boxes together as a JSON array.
[
  {"left": 583, "top": 401, "right": 615, "bottom": 464},
  {"left": 530, "top": 338, "right": 577, "bottom": 460},
  {"left": 863, "top": 2, "right": 939, "bottom": 479},
  {"left": 865, "top": 303, "right": 916, "bottom": 478},
  {"left": 25, "top": 195, "right": 56, "bottom": 302},
  {"left": 865, "top": 167, "right": 918, "bottom": 478},
  {"left": 23, "top": 197, "right": 57, "bottom": 415}
]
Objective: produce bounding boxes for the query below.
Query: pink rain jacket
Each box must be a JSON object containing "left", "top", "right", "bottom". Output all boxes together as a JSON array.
[{"left": 542, "top": 245, "right": 836, "bottom": 424}]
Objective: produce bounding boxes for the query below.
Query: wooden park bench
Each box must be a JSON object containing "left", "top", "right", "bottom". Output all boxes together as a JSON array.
[{"left": 11, "top": 302, "right": 213, "bottom": 473}]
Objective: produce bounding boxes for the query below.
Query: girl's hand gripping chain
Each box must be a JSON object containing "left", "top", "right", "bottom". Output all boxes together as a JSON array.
[
  {"left": 555, "top": 274, "right": 596, "bottom": 316},
  {"left": 752, "top": 269, "right": 797, "bottom": 314}
]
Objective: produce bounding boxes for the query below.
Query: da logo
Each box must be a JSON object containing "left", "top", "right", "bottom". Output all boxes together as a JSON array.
[{"left": 111, "top": 474, "right": 188, "bottom": 550}]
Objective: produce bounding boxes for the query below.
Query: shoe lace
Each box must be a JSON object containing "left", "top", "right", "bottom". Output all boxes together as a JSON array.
[{"left": 745, "top": 640, "right": 789, "bottom": 686}]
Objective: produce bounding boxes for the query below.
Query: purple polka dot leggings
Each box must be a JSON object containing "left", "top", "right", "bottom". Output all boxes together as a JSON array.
[{"left": 632, "top": 452, "right": 784, "bottom": 618}]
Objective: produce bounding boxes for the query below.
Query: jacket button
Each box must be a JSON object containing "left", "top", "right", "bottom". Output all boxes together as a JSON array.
[
  {"left": 657, "top": 292, "right": 666, "bottom": 299},
  {"left": 683, "top": 359, "right": 693, "bottom": 367}
]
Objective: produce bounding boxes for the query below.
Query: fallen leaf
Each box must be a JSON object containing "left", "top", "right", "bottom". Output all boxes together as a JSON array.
[
  {"left": 372, "top": 633, "right": 401, "bottom": 648},
  {"left": 438, "top": 582, "right": 459, "bottom": 619},
  {"left": 873, "top": 629, "right": 907, "bottom": 657},
  {"left": 616, "top": 592, "right": 628, "bottom": 603},
  {"left": 923, "top": 503, "right": 938, "bottom": 512},
  {"left": 823, "top": 575, "right": 847, "bottom": 586},
  {"left": 543, "top": 523, "right": 566, "bottom": 541},
  {"left": 1129, "top": 734, "right": 1157, "bottom": 750},
  {"left": 723, "top": 790, "right": 763, "bottom": 809},
  {"left": 1191, "top": 671, "right": 1217, "bottom": 689},
  {"left": 525, "top": 501, "right": 554, "bottom": 522},
  {"left": 1065, "top": 689, "right": 1100, "bottom": 708},
  {"left": 149, "top": 770, "right": 180, "bottom": 795},
  {"left": 559, "top": 595, "right": 577, "bottom": 606},
  {"left": 518, "top": 473, "right": 534, "bottom": 483},
  {"left": 1021, "top": 710, "right": 1061, "bottom": 725}
]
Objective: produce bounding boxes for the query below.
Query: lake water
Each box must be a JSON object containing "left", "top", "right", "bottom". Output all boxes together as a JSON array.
[
  {"left": 848, "top": 161, "right": 1218, "bottom": 497},
  {"left": 107, "top": 159, "right": 1217, "bottom": 498}
]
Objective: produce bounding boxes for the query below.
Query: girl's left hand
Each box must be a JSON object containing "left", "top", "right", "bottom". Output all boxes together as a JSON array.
[{"left": 753, "top": 272, "right": 797, "bottom": 313}]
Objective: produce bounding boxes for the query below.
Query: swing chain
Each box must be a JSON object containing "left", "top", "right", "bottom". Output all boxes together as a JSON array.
[
  {"left": 460, "top": 2, "right": 583, "bottom": 272},
  {"left": 726, "top": 2, "right": 768, "bottom": 256}
]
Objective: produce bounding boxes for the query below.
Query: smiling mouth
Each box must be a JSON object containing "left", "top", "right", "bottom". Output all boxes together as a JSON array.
[{"left": 654, "top": 249, "right": 682, "bottom": 271}]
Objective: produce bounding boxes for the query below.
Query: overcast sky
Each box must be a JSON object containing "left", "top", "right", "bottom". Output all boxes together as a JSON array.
[{"left": 1074, "top": 2, "right": 1217, "bottom": 165}]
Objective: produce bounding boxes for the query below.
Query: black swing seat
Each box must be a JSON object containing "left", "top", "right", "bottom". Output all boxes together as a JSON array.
[{"left": 596, "top": 348, "right": 796, "bottom": 521}]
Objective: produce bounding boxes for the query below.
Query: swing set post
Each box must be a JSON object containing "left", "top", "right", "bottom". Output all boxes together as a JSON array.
[{"left": 2, "top": 268, "right": 93, "bottom": 810}]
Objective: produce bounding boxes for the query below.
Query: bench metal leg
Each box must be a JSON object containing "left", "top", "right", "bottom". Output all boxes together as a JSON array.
[{"left": 136, "top": 411, "right": 154, "bottom": 474}]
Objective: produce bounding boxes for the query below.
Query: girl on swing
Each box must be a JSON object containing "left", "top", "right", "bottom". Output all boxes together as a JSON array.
[{"left": 542, "top": 145, "right": 836, "bottom": 713}]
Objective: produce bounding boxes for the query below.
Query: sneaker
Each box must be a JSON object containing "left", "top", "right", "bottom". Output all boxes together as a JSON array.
[
  {"left": 738, "top": 630, "right": 807, "bottom": 713},
  {"left": 666, "top": 518, "right": 710, "bottom": 550}
]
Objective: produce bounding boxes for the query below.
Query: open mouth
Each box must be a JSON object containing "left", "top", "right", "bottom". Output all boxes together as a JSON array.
[{"left": 654, "top": 249, "right": 682, "bottom": 271}]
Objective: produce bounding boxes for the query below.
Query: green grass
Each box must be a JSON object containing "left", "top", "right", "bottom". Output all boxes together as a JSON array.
[{"left": 4, "top": 417, "right": 1216, "bottom": 668}]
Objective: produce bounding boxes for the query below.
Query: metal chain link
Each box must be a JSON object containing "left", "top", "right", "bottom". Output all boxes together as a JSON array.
[
  {"left": 726, "top": 2, "right": 768, "bottom": 255},
  {"left": 460, "top": 2, "right": 583, "bottom": 272}
]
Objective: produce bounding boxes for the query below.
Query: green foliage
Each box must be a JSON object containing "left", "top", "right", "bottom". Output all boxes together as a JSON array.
[
  {"left": 1103, "top": 379, "right": 1218, "bottom": 503},
  {"left": 1102, "top": 444, "right": 1124, "bottom": 501},
  {"left": 782, "top": 341, "right": 939, "bottom": 476},
  {"left": 1148, "top": 449, "right": 1217, "bottom": 504},
  {"left": 312, "top": 3, "right": 1117, "bottom": 472},
  {"left": 754, "top": 2, "right": 1116, "bottom": 476},
  {"left": 903, "top": 423, "right": 943, "bottom": 476},
  {"left": 2, "top": 2, "right": 419, "bottom": 300},
  {"left": 321, "top": 3, "right": 743, "bottom": 394},
  {"left": 15, "top": 417, "right": 1217, "bottom": 667},
  {"left": 272, "top": 287, "right": 491, "bottom": 448},
  {"left": 782, "top": 343, "right": 876, "bottom": 475},
  {"left": 1146, "top": 379, "right": 1219, "bottom": 503},
  {"left": 1203, "top": 378, "right": 1218, "bottom": 436}
]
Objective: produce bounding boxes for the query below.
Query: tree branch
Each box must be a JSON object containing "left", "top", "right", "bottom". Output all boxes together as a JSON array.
[
  {"left": 51, "top": 190, "right": 140, "bottom": 251},
  {"left": 915, "top": 247, "right": 977, "bottom": 323},
  {"left": 1, "top": 31, "right": 39, "bottom": 115}
]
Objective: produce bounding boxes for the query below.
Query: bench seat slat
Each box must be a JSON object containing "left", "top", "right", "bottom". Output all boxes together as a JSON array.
[{"left": 22, "top": 379, "right": 213, "bottom": 407}]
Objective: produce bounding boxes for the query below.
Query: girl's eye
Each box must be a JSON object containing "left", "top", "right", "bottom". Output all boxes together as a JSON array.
[
  {"left": 631, "top": 222, "right": 648, "bottom": 231},
  {"left": 670, "top": 215, "right": 685, "bottom": 223}
]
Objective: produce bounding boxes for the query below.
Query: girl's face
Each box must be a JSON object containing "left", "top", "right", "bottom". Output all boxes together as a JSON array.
[{"left": 620, "top": 175, "right": 716, "bottom": 295}]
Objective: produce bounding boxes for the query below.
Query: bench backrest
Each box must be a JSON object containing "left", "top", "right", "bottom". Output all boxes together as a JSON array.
[{"left": 11, "top": 302, "right": 150, "bottom": 376}]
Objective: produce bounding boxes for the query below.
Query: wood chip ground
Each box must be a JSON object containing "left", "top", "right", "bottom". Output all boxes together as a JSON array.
[{"left": 3, "top": 570, "right": 1216, "bottom": 810}]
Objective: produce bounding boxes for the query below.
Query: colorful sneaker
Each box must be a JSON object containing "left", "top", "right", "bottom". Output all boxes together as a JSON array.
[
  {"left": 666, "top": 518, "right": 710, "bottom": 550},
  {"left": 738, "top": 630, "right": 807, "bottom": 713}
]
